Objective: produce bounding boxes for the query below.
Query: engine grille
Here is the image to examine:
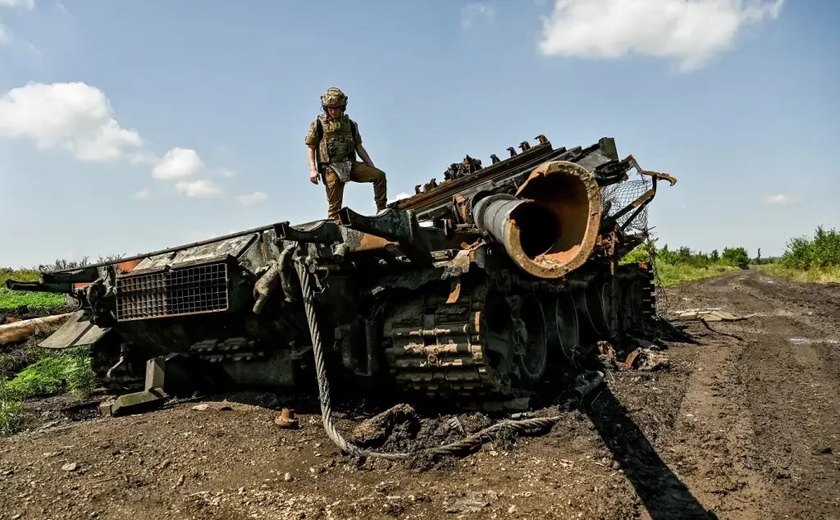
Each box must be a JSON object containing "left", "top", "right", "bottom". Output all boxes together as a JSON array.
[{"left": 116, "top": 262, "right": 229, "bottom": 321}]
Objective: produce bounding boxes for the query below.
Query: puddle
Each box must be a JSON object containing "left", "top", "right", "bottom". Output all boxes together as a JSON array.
[{"left": 789, "top": 338, "right": 812, "bottom": 346}]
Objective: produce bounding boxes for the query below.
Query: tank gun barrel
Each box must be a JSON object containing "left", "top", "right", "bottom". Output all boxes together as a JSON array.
[
  {"left": 4, "top": 279, "right": 75, "bottom": 294},
  {"left": 5, "top": 266, "right": 101, "bottom": 294},
  {"left": 472, "top": 160, "right": 602, "bottom": 280}
]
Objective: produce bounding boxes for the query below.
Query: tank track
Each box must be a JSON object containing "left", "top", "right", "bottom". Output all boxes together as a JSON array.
[
  {"left": 383, "top": 285, "right": 506, "bottom": 399},
  {"left": 641, "top": 264, "right": 657, "bottom": 321}
]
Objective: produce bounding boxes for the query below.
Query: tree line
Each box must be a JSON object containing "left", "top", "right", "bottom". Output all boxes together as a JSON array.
[{"left": 626, "top": 225, "right": 839, "bottom": 273}]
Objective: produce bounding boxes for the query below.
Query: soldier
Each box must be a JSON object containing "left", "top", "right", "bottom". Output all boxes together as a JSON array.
[{"left": 305, "top": 87, "right": 388, "bottom": 221}]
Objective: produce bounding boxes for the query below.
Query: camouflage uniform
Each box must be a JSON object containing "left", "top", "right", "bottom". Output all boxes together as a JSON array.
[{"left": 305, "top": 89, "right": 387, "bottom": 221}]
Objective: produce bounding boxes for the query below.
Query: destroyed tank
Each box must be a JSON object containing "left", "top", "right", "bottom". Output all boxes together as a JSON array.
[{"left": 8, "top": 135, "right": 676, "bottom": 414}]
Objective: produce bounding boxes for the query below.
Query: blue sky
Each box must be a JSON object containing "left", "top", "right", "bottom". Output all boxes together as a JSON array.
[{"left": 0, "top": 0, "right": 837, "bottom": 267}]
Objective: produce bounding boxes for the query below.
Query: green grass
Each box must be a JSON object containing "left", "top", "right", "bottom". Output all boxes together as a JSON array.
[
  {"left": 2, "top": 347, "right": 95, "bottom": 400},
  {"left": 0, "top": 347, "right": 96, "bottom": 436},
  {"left": 656, "top": 262, "right": 739, "bottom": 287},
  {"left": 0, "top": 268, "right": 67, "bottom": 310},
  {"left": 0, "top": 288, "right": 67, "bottom": 310},
  {"left": 0, "top": 384, "right": 23, "bottom": 436},
  {"left": 756, "top": 264, "right": 840, "bottom": 284}
]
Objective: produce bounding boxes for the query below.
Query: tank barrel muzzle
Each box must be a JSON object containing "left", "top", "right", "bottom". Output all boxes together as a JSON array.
[{"left": 472, "top": 160, "right": 602, "bottom": 280}]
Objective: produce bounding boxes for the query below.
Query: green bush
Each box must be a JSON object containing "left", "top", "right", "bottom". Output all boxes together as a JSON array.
[
  {"left": 782, "top": 226, "right": 840, "bottom": 270},
  {"left": 721, "top": 247, "right": 750, "bottom": 269},
  {"left": 620, "top": 240, "right": 741, "bottom": 286}
]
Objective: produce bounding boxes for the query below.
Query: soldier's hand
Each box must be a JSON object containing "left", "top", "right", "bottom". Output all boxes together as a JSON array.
[{"left": 309, "top": 169, "right": 320, "bottom": 185}]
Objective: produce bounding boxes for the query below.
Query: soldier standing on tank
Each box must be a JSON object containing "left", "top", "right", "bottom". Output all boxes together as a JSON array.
[{"left": 305, "top": 87, "right": 388, "bottom": 221}]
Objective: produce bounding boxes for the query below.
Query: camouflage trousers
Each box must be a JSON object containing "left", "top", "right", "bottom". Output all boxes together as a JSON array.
[{"left": 324, "top": 161, "right": 387, "bottom": 221}]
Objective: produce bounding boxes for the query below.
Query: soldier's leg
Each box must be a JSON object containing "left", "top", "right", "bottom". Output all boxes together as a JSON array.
[
  {"left": 324, "top": 168, "right": 346, "bottom": 221},
  {"left": 350, "top": 162, "right": 388, "bottom": 211}
]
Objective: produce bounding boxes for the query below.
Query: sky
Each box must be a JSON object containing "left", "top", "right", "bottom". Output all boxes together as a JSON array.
[{"left": 0, "top": 0, "right": 838, "bottom": 267}]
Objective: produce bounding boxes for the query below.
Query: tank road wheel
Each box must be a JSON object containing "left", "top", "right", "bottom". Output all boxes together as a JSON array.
[
  {"left": 572, "top": 279, "right": 605, "bottom": 336},
  {"left": 543, "top": 290, "right": 581, "bottom": 362},
  {"left": 514, "top": 294, "right": 548, "bottom": 386}
]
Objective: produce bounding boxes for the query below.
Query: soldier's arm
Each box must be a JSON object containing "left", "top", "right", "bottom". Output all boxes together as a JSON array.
[
  {"left": 352, "top": 120, "right": 374, "bottom": 167},
  {"left": 356, "top": 143, "right": 375, "bottom": 168},
  {"left": 304, "top": 120, "right": 321, "bottom": 184},
  {"left": 307, "top": 146, "right": 319, "bottom": 184}
]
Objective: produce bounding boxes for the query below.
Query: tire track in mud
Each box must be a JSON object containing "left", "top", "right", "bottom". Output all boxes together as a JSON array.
[
  {"left": 666, "top": 271, "right": 840, "bottom": 519},
  {"left": 735, "top": 274, "right": 840, "bottom": 518},
  {"left": 664, "top": 330, "right": 779, "bottom": 519}
]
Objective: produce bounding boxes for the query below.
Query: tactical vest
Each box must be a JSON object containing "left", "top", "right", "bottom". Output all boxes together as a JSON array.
[{"left": 317, "top": 114, "right": 357, "bottom": 164}]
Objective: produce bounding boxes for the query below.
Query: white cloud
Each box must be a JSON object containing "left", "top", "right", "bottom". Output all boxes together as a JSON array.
[
  {"left": 175, "top": 179, "right": 221, "bottom": 199},
  {"left": 0, "top": 82, "right": 143, "bottom": 161},
  {"left": 236, "top": 191, "right": 268, "bottom": 206},
  {"left": 132, "top": 189, "right": 151, "bottom": 200},
  {"left": 393, "top": 191, "right": 413, "bottom": 201},
  {"left": 538, "top": 0, "right": 784, "bottom": 71},
  {"left": 152, "top": 147, "right": 203, "bottom": 179},
  {"left": 763, "top": 193, "right": 800, "bottom": 206},
  {"left": 461, "top": 3, "right": 494, "bottom": 29},
  {"left": 0, "top": 0, "right": 35, "bottom": 9},
  {"left": 218, "top": 167, "right": 237, "bottom": 178},
  {"left": 0, "top": 81, "right": 256, "bottom": 201},
  {"left": 0, "top": 22, "right": 11, "bottom": 46}
]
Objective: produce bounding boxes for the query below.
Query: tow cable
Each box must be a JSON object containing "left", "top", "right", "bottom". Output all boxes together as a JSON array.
[{"left": 294, "top": 258, "right": 603, "bottom": 462}]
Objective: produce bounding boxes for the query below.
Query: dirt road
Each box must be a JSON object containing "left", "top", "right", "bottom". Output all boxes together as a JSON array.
[{"left": 1, "top": 270, "right": 838, "bottom": 519}]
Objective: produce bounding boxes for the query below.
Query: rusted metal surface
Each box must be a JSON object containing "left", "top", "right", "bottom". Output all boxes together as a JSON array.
[
  {"left": 472, "top": 161, "right": 601, "bottom": 280},
  {"left": 39, "top": 224, "right": 281, "bottom": 275},
  {"left": 275, "top": 408, "right": 300, "bottom": 429},
  {"left": 133, "top": 234, "right": 256, "bottom": 272},
  {"left": 395, "top": 137, "right": 556, "bottom": 211}
]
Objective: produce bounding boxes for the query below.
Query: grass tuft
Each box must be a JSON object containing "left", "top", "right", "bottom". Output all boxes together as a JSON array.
[
  {"left": 0, "top": 383, "right": 23, "bottom": 436},
  {"left": 3, "top": 347, "right": 96, "bottom": 400}
]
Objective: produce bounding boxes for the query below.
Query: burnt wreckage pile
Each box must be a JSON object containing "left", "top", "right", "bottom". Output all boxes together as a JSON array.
[{"left": 8, "top": 135, "right": 676, "bottom": 417}]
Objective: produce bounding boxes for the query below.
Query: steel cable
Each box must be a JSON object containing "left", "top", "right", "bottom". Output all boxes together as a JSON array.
[{"left": 294, "top": 257, "right": 567, "bottom": 461}]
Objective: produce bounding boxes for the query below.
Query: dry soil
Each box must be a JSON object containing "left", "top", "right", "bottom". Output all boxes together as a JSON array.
[{"left": 1, "top": 270, "right": 839, "bottom": 519}]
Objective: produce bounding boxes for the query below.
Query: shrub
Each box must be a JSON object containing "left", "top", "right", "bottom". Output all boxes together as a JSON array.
[
  {"left": 720, "top": 247, "right": 750, "bottom": 270},
  {"left": 782, "top": 226, "right": 840, "bottom": 270}
]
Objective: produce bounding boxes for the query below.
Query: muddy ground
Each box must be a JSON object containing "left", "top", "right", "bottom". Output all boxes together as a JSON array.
[{"left": 1, "top": 269, "right": 838, "bottom": 519}]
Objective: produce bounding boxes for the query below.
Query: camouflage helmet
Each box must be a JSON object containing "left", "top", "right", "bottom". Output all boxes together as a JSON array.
[{"left": 321, "top": 87, "right": 348, "bottom": 109}]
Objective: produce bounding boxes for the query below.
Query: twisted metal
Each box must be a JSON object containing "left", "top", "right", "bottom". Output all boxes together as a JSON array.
[{"left": 293, "top": 257, "right": 567, "bottom": 461}]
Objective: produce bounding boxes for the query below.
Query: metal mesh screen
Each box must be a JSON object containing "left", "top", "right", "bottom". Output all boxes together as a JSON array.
[
  {"left": 603, "top": 174, "right": 668, "bottom": 317},
  {"left": 601, "top": 176, "right": 652, "bottom": 233},
  {"left": 116, "top": 263, "right": 229, "bottom": 321}
]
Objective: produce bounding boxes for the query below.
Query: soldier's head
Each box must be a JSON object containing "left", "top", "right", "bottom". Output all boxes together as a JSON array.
[{"left": 321, "top": 87, "right": 347, "bottom": 118}]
